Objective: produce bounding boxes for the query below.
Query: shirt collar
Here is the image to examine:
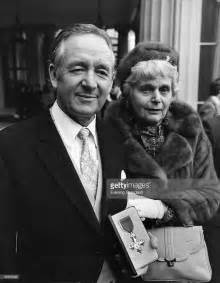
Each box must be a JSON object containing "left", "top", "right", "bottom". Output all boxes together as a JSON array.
[{"left": 50, "top": 101, "right": 98, "bottom": 148}]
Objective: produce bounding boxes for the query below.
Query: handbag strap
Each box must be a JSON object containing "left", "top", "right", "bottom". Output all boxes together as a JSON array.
[{"left": 164, "top": 227, "right": 176, "bottom": 266}]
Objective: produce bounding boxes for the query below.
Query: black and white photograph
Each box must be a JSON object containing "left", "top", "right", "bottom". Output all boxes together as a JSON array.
[{"left": 0, "top": 1, "right": 219, "bottom": 283}]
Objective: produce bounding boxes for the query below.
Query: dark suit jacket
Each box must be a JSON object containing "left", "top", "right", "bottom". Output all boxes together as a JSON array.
[{"left": 0, "top": 112, "right": 125, "bottom": 282}]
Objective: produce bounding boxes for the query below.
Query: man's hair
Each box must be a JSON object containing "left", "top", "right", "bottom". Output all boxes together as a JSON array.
[
  {"left": 49, "top": 23, "right": 114, "bottom": 68},
  {"left": 123, "top": 60, "right": 179, "bottom": 97}
]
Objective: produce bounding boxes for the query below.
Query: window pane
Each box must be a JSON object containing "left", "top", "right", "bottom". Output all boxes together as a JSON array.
[
  {"left": 16, "top": 43, "right": 27, "bottom": 68},
  {"left": 198, "top": 45, "right": 216, "bottom": 101},
  {"left": 8, "top": 47, "right": 14, "bottom": 68},
  {"left": 17, "top": 70, "right": 28, "bottom": 81},
  {"left": 9, "top": 70, "right": 14, "bottom": 80},
  {"left": 201, "top": 0, "right": 218, "bottom": 42}
]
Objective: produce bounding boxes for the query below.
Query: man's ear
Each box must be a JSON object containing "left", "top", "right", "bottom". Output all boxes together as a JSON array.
[
  {"left": 109, "top": 70, "right": 115, "bottom": 92},
  {"left": 49, "top": 64, "right": 58, "bottom": 89},
  {"left": 112, "top": 69, "right": 116, "bottom": 81}
]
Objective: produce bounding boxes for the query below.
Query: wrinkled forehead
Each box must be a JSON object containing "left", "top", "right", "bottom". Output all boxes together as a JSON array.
[
  {"left": 136, "top": 77, "right": 172, "bottom": 87},
  {"left": 55, "top": 33, "right": 115, "bottom": 68}
]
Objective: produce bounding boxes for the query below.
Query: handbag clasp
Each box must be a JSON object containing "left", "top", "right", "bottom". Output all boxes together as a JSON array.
[{"left": 165, "top": 258, "right": 176, "bottom": 267}]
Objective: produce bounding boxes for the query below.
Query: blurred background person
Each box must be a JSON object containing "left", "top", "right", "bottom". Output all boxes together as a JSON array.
[
  {"left": 203, "top": 112, "right": 220, "bottom": 283},
  {"left": 101, "top": 83, "right": 121, "bottom": 117},
  {"left": 199, "top": 78, "right": 220, "bottom": 122}
]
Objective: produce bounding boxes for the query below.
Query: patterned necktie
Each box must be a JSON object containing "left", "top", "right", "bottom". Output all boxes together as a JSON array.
[{"left": 78, "top": 128, "right": 98, "bottom": 201}]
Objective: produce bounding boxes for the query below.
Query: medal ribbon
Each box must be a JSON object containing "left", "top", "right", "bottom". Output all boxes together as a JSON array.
[{"left": 120, "top": 216, "right": 134, "bottom": 233}]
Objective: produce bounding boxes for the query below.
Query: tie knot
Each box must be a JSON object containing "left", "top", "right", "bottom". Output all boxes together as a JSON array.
[{"left": 78, "top": 128, "right": 90, "bottom": 140}]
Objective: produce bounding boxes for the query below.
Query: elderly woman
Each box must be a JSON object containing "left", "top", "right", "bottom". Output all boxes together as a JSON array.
[{"left": 103, "top": 42, "right": 220, "bottom": 282}]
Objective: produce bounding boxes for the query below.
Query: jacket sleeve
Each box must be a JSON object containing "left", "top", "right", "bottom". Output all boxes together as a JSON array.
[{"left": 0, "top": 155, "right": 18, "bottom": 278}]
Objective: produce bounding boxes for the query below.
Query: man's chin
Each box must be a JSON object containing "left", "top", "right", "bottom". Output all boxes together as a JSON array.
[{"left": 67, "top": 106, "right": 98, "bottom": 124}]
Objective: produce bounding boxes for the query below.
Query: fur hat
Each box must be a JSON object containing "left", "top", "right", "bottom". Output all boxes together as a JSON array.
[{"left": 116, "top": 41, "right": 179, "bottom": 86}]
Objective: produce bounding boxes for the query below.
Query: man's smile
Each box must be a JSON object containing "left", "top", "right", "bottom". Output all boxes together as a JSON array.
[{"left": 76, "top": 93, "right": 98, "bottom": 99}]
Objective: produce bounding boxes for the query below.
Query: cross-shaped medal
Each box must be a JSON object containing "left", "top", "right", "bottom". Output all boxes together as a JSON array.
[{"left": 129, "top": 232, "right": 145, "bottom": 253}]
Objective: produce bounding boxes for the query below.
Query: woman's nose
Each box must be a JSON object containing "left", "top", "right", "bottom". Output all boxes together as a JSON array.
[{"left": 151, "top": 89, "right": 161, "bottom": 103}]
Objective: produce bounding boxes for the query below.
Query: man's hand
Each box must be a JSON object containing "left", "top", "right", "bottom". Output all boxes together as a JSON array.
[
  {"left": 112, "top": 231, "right": 158, "bottom": 279},
  {"left": 148, "top": 231, "right": 158, "bottom": 249},
  {"left": 131, "top": 231, "right": 158, "bottom": 278}
]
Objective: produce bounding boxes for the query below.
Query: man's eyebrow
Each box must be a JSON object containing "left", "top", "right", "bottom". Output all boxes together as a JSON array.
[
  {"left": 96, "top": 63, "right": 112, "bottom": 72},
  {"left": 67, "top": 61, "right": 87, "bottom": 68}
]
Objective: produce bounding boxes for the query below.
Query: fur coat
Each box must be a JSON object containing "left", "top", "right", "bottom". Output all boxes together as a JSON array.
[{"left": 103, "top": 99, "right": 220, "bottom": 226}]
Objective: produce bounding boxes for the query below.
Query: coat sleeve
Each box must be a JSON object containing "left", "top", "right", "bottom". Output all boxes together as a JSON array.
[
  {"left": 0, "top": 154, "right": 18, "bottom": 277},
  {"left": 163, "top": 131, "right": 220, "bottom": 226},
  {"left": 192, "top": 131, "right": 220, "bottom": 220}
]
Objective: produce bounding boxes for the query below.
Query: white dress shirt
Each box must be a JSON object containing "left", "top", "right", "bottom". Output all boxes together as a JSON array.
[{"left": 50, "top": 101, "right": 102, "bottom": 208}]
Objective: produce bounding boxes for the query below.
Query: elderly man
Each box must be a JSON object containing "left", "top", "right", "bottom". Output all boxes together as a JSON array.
[{"left": 0, "top": 23, "right": 125, "bottom": 283}]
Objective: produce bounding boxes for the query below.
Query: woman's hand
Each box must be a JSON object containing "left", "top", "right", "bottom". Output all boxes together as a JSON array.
[{"left": 127, "top": 192, "right": 167, "bottom": 219}]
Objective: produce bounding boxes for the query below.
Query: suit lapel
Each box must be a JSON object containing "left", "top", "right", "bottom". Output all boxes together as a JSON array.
[
  {"left": 35, "top": 113, "right": 101, "bottom": 234},
  {"left": 97, "top": 117, "right": 127, "bottom": 222},
  {"left": 96, "top": 117, "right": 107, "bottom": 222}
]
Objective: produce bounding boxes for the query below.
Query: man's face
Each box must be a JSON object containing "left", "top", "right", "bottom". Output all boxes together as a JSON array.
[
  {"left": 129, "top": 77, "right": 173, "bottom": 125},
  {"left": 50, "top": 34, "right": 114, "bottom": 124}
]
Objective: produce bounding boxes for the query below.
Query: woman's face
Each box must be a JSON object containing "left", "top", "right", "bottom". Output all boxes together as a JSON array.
[{"left": 129, "top": 76, "right": 173, "bottom": 125}]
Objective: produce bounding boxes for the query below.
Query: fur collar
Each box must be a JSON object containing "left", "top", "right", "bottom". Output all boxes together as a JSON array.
[
  {"left": 105, "top": 99, "right": 203, "bottom": 182},
  {"left": 105, "top": 99, "right": 202, "bottom": 138}
]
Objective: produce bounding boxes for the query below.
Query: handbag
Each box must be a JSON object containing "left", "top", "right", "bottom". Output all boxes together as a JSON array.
[{"left": 142, "top": 226, "right": 212, "bottom": 282}]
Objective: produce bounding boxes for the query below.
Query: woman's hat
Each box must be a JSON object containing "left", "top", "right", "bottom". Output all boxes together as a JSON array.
[{"left": 116, "top": 41, "right": 179, "bottom": 86}]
